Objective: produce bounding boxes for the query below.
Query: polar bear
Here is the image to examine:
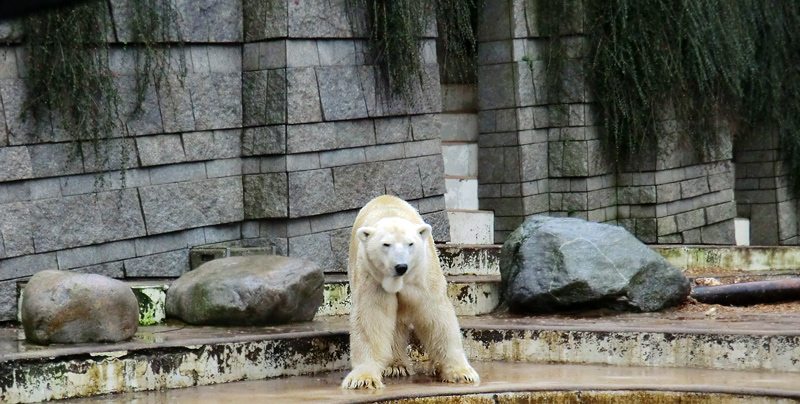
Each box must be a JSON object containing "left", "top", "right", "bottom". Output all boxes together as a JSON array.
[{"left": 341, "top": 195, "right": 480, "bottom": 389}]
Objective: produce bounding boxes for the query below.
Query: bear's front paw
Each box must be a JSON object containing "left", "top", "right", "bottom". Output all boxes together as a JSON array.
[
  {"left": 382, "top": 362, "right": 414, "bottom": 377},
  {"left": 440, "top": 363, "right": 480, "bottom": 384},
  {"left": 341, "top": 368, "right": 385, "bottom": 389}
]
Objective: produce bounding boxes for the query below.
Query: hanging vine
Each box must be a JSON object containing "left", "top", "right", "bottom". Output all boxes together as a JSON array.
[
  {"left": 347, "top": 0, "right": 479, "bottom": 99},
  {"left": 22, "top": 0, "right": 184, "bottom": 170},
  {"left": 535, "top": 0, "right": 800, "bottom": 189}
]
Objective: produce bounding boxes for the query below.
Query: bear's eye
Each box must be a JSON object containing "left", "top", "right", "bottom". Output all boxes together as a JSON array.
[
  {"left": 408, "top": 242, "right": 414, "bottom": 246},
  {"left": 383, "top": 243, "right": 390, "bottom": 247}
]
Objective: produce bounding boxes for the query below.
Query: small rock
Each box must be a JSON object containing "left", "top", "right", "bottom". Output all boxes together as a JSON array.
[
  {"left": 21, "top": 270, "right": 139, "bottom": 345},
  {"left": 165, "top": 255, "right": 324, "bottom": 326},
  {"left": 500, "top": 216, "right": 690, "bottom": 313}
]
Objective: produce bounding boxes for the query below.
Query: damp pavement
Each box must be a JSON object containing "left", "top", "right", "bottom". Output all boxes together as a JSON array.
[{"left": 58, "top": 361, "right": 800, "bottom": 403}]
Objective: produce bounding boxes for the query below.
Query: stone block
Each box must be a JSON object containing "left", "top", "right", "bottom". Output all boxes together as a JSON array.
[
  {"left": 681, "top": 177, "right": 710, "bottom": 199},
  {"left": 266, "top": 69, "right": 287, "bottom": 125},
  {"left": 115, "top": 76, "right": 163, "bottom": 136},
  {"left": 287, "top": 0, "right": 353, "bottom": 38},
  {"left": 289, "top": 232, "right": 334, "bottom": 269},
  {"left": 137, "top": 134, "right": 185, "bottom": 166},
  {"left": 441, "top": 84, "right": 477, "bottom": 113},
  {"left": 286, "top": 68, "right": 323, "bottom": 124},
  {"left": 478, "top": 40, "right": 512, "bottom": 65},
  {"left": 514, "top": 62, "right": 536, "bottom": 107},
  {"left": 477, "top": 64, "right": 515, "bottom": 110},
  {"left": 523, "top": 194, "right": 548, "bottom": 214},
  {"left": 29, "top": 178, "right": 61, "bottom": 200},
  {"left": 411, "top": 114, "right": 441, "bottom": 141},
  {"left": 675, "top": 209, "right": 706, "bottom": 232},
  {"left": 139, "top": 177, "right": 244, "bottom": 235},
  {"left": 417, "top": 155, "right": 446, "bottom": 197},
  {"left": 635, "top": 218, "right": 657, "bottom": 243},
  {"left": 243, "top": 173, "right": 289, "bottom": 219},
  {"left": 385, "top": 159, "right": 424, "bottom": 201},
  {"left": 183, "top": 129, "right": 241, "bottom": 161},
  {"left": 477, "top": 0, "right": 511, "bottom": 41},
  {"left": 375, "top": 117, "right": 412, "bottom": 144},
  {"left": 206, "top": 158, "right": 242, "bottom": 178},
  {"left": 56, "top": 240, "right": 136, "bottom": 270},
  {"left": 82, "top": 138, "right": 138, "bottom": 172},
  {"left": 478, "top": 110, "right": 496, "bottom": 133},
  {"left": 331, "top": 163, "right": 384, "bottom": 211},
  {"left": 778, "top": 200, "right": 798, "bottom": 241},
  {"left": 135, "top": 229, "right": 206, "bottom": 257},
  {"left": 286, "top": 153, "right": 320, "bottom": 171},
  {"left": 243, "top": 70, "right": 268, "bottom": 126},
  {"left": 657, "top": 216, "right": 678, "bottom": 236},
  {"left": 0, "top": 202, "right": 33, "bottom": 258},
  {"left": 158, "top": 75, "right": 195, "bottom": 133},
  {"left": 405, "top": 139, "right": 441, "bottom": 158},
  {"left": 287, "top": 122, "right": 336, "bottom": 153},
  {"left": 532, "top": 106, "right": 549, "bottom": 128},
  {"left": 520, "top": 143, "right": 547, "bottom": 181},
  {"left": 243, "top": 0, "right": 287, "bottom": 41},
  {"left": 286, "top": 40, "right": 320, "bottom": 67},
  {"left": 518, "top": 129, "right": 548, "bottom": 145},
  {"left": 28, "top": 143, "right": 84, "bottom": 178},
  {"left": 478, "top": 147, "right": 505, "bottom": 184},
  {"left": 288, "top": 169, "right": 336, "bottom": 217},
  {"left": 149, "top": 162, "right": 207, "bottom": 185},
  {"left": 334, "top": 119, "right": 376, "bottom": 148},
  {"left": 587, "top": 140, "right": 611, "bottom": 175},
  {"left": 317, "top": 40, "right": 356, "bottom": 66},
  {"left": 204, "top": 224, "right": 242, "bottom": 244},
  {"left": 656, "top": 182, "right": 681, "bottom": 204},
  {"left": 587, "top": 188, "right": 616, "bottom": 210},
  {"left": 706, "top": 201, "right": 736, "bottom": 225},
  {"left": 190, "top": 72, "right": 242, "bottom": 131},
  {"left": 30, "top": 189, "right": 146, "bottom": 252},
  {"left": 701, "top": 220, "right": 735, "bottom": 245},
  {"left": 242, "top": 125, "right": 286, "bottom": 156},
  {"left": 320, "top": 148, "right": 366, "bottom": 168},
  {"left": 708, "top": 172, "right": 733, "bottom": 192},
  {"left": 0, "top": 146, "right": 31, "bottom": 182},
  {"left": 365, "top": 143, "right": 404, "bottom": 162},
  {"left": 259, "top": 156, "right": 287, "bottom": 173},
  {"left": 561, "top": 141, "right": 589, "bottom": 177},
  {"left": 0, "top": 279, "right": 17, "bottom": 320},
  {"left": 316, "top": 66, "right": 368, "bottom": 121},
  {"left": 124, "top": 249, "right": 189, "bottom": 278}
]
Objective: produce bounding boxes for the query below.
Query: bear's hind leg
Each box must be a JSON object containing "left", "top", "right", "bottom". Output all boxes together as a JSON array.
[{"left": 383, "top": 319, "right": 414, "bottom": 377}]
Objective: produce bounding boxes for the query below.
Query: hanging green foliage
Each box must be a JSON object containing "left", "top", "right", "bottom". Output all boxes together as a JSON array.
[
  {"left": 22, "top": 0, "right": 184, "bottom": 165},
  {"left": 535, "top": 0, "right": 800, "bottom": 188},
  {"left": 347, "top": 0, "right": 479, "bottom": 98}
]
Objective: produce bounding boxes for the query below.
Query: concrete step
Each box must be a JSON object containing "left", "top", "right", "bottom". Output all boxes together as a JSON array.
[
  {"left": 5, "top": 310, "right": 800, "bottom": 403},
  {"left": 447, "top": 210, "right": 495, "bottom": 245},
  {"left": 442, "top": 142, "right": 478, "bottom": 177},
  {"left": 444, "top": 176, "right": 479, "bottom": 210},
  {"left": 439, "top": 113, "right": 478, "bottom": 142},
  {"left": 61, "top": 362, "right": 800, "bottom": 403}
]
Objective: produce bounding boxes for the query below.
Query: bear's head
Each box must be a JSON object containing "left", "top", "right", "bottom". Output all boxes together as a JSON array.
[{"left": 356, "top": 217, "right": 432, "bottom": 293}]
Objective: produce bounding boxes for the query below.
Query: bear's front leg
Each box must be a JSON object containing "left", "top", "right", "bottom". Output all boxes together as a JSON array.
[
  {"left": 383, "top": 318, "right": 414, "bottom": 377},
  {"left": 341, "top": 285, "right": 398, "bottom": 389},
  {"left": 408, "top": 292, "right": 480, "bottom": 384}
]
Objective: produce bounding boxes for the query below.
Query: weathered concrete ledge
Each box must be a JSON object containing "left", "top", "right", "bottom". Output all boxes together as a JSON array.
[
  {"left": 654, "top": 245, "right": 800, "bottom": 272},
  {"left": 3, "top": 311, "right": 800, "bottom": 403}
]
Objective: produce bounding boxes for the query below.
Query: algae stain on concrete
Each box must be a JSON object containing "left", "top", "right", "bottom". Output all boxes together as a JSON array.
[{"left": 131, "top": 285, "right": 168, "bottom": 325}]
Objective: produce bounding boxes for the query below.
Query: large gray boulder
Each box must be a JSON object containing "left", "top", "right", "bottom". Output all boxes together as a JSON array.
[
  {"left": 21, "top": 270, "right": 139, "bottom": 345},
  {"left": 166, "top": 255, "right": 324, "bottom": 326},
  {"left": 500, "top": 216, "right": 690, "bottom": 313}
]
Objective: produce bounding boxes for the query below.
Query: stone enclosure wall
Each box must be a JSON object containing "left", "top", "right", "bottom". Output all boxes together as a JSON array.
[
  {"left": 0, "top": 0, "right": 449, "bottom": 321},
  {"left": 0, "top": 0, "right": 796, "bottom": 321}
]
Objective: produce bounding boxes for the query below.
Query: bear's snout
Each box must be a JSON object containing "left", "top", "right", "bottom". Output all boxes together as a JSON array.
[{"left": 394, "top": 264, "right": 408, "bottom": 276}]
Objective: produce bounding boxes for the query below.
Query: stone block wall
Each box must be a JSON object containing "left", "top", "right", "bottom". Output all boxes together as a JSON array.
[
  {"left": 0, "top": 0, "right": 450, "bottom": 321},
  {"left": 474, "top": 0, "right": 740, "bottom": 245},
  {"left": 735, "top": 133, "right": 799, "bottom": 245}
]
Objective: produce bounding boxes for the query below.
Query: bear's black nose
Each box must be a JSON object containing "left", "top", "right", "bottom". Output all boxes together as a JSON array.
[{"left": 394, "top": 264, "right": 408, "bottom": 276}]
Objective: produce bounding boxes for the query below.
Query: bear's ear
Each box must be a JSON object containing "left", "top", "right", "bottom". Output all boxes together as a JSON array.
[
  {"left": 356, "top": 226, "right": 376, "bottom": 243},
  {"left": 417, "top": 224, "right": 432, "bottom": 240}
]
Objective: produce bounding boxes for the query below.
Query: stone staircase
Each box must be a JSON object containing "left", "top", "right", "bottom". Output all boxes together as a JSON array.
[{"left": 441, "top": 84, "right": 495, "bottom": 245}]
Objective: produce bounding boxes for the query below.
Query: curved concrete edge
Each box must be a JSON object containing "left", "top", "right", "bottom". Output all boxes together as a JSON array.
[{"left": 58, "top": 362, "right": 800, "bottom": 404}]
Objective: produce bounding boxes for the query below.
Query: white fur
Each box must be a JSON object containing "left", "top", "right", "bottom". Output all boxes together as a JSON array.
[{"left": 341, "top": 195, "right": 480, "bottom": 389}]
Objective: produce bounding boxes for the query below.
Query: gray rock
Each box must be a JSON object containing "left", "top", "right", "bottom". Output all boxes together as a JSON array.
[
  {"left": 165, "top": 255, "right": 323, "bottom": 325},
  {"left": 21, "top": 270, "right": 139, "bottom": 345},
  {"left": 500, "top": 216, "right": 690, "bottom": 313}
]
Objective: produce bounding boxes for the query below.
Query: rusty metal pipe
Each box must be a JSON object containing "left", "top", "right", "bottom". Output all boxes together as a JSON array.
[{"left": 691, "top": 278, "right": 800, "bottom": 305}]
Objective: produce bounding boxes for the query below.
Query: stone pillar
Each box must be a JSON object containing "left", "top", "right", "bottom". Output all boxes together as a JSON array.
[{"left": 241, "top": 0, "right": 450, "bottom": 270}]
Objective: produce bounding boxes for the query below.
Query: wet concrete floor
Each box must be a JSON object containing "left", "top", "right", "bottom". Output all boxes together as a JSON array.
[{"left": 60, "top": 361, "right": 800, "bottom": 403}]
